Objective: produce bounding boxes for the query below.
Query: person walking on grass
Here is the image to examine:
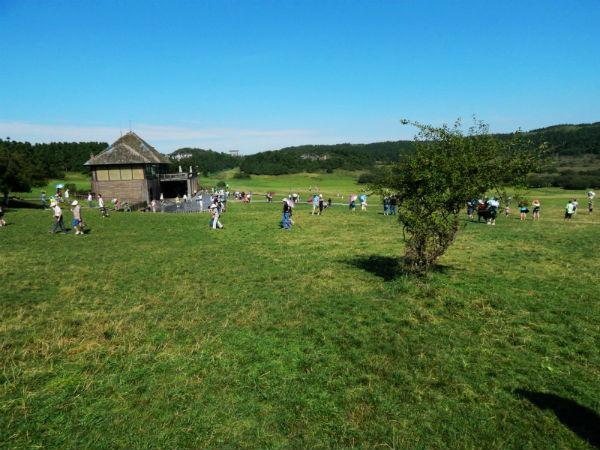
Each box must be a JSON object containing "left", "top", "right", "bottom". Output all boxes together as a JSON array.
[
  {"left": 532, "top": 199, "right": 541, "bottom": 220},
  {"left": 311, "top": 194, "right": 319, "bottom": 215},
  {"left": 281, "top": 199, "right": 292, "bottom": 230},
  {"left": 209, "top": 200, "right": 223, "bottom": 229},
  {"left": 572, "top": 198, "right": 579, "bottom": 215},
  {"left": 0, "top": 205, "right": 6, "bottom": 227},
  {"left": 50, "top": 201, "right": 67, "bottom": 234},
  {"left": 71, "top": 200, "right": 84, "bottom": 235},
  {"left": 349, "top": 195, "right": 356, "bottom": 212},
  {"left": 565, "top": 199, "right": 575, "bottom": 221},
  {"left": 318, "top": 194, "right": 324, "bottom": 215},
  {"left": 359, "top": 193, "right": 367, "bottom": 211},
  {"left": 87, "top": 192, "right": 93, "bottom": 208},
  {"left": 587, "top": 190, "right": 595, "bottom": 214},
  {"left": 40, "top": 191, "right": 47, "bottom": 209},
  {"left": 519, "top": 201, "right": 529, "bottom": 221},
  {"left": 389, "top": 195, "right": 397, "bottom": 215},
  {"left": 98, "top": 194, "right": 108, "bottom": 217}
]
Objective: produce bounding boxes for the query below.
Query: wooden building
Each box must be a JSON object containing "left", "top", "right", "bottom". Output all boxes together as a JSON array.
[{"left": 85, "top": 132, "right": 198, "bottom": 204}]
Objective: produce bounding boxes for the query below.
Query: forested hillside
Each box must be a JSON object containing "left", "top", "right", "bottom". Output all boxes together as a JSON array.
[
  {"left": 170, "top": 148, "right": 239, "bottom": 175},
  {"left": 528, "top": 122, "right": 600, "bottom": 155},
  {"left": 173, "top": 122, "right": 600, "bottom": 176},
  {"left": 2, "top": 122, "right": 600, "bottom": 200}
]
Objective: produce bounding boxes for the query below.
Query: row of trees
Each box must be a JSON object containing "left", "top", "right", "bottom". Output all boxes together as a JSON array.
[
  {"left": 0, "top": 139, "right": 106, "bottom": 204},
  {"left": 172, "top": 122, "right": 599, "bottom": 176},
  {"left": 169, "top": 148, "right": 239, "bottom": 175}
]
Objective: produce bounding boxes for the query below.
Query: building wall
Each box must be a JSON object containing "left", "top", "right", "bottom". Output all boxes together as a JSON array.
[{"left": 91, "top": 179, "right": 148, "bottom": 204}]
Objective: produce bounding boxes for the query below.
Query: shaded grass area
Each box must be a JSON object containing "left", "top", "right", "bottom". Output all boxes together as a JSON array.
[{"left": 1, "top": 191, "right": 599, "bottom": 448}]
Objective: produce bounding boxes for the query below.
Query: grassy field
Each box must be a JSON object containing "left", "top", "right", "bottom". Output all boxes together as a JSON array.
[{"left": 1, "top": 184, "right": 599, "bottom": 448}]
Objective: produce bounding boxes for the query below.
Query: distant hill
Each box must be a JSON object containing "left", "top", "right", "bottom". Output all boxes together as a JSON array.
[
  {"left": 526, "top": 122, "right": 600, "bottom": 156},
  {"left": 170, "top": 148, "right": 239, "bottom": 175},
  {"left": 170, "top": 122, "right": 600, "bottom": 177}
]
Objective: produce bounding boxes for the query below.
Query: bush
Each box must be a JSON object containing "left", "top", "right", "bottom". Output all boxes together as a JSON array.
[
  {"left": 64, "top": 183, "right": 78, "bottom": 194},
  {"left": 216, "top": 180, "right": 227, "bottom": 188},
  {"left": 233, "top": 172, "right": 251, "bottom": 179}
]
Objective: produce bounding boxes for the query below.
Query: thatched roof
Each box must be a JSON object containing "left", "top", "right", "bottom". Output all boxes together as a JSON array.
[{"left": 84, "top": 132, "right": 171, "bottom": 166}]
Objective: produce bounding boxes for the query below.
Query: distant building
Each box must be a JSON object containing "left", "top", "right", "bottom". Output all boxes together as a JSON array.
[
  {"left": 85, "top": 132, "right": 198, "bottom": 203},
  {"left": 300, "top": 153, "right": 329, "bottom": 161},
  {"left": 172, "top": 152, "right": 192, "bottom": 161},
  {"left": 229, "top": 150, "right": 240, "bottom": 157}
]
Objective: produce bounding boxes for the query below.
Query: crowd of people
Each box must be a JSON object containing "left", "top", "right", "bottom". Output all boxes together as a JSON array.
[{"left": 1, "top": 186, "right": 597, "bottom": 234}]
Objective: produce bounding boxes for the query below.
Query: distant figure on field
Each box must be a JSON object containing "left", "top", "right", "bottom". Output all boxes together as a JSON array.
[
  {"left": 349, "top": 195, "right": 356, "bottom": 211},
  {"left": 565, "top": 199, "right": 575, "bottom": 221},
  {"left": 487, "top": 197, "right": 500, "bottom": 225},
  {"left": 532, "top": 199, "right": 541, "bottom": 220},
  {"left": 150, "top": 199, "right": 157, "bottom": 213},
  {"left": 64, "top": 189, "right": 70, "bottom": 202},
  {"left": 359, "top": 193, "right": 367, "bottom": 211},
  {"left": 98, "top": 194, "right": 108, "bottom": 217},
  {"left": 175, "top": 195, "right": 181, "bottom": 209},
  {"left": 50, "top": 200, "right": 67, "bottom": 234},
  {"left": 383, "top": 196, "right": 390, "bottom": 215},
  {"left": 40, "top": 191, "right": 47, "bottom": 209},
  {"left": 587, "top": 190, "right": 595, "bottom": 214},
  {"left": 209, "top": 200, "right": 223, "bottom": 229},
  {"left": 312, "top": 194, "right": 319, "bottom": 215},
  {"left": 389, "top": 195, "right": 397, "bottom": 215},
  {"left": 0, "top": 205, "right": 6, "bottom": 227},
  {"left": 281, "top": 199, "right": 292, "bottom": 230},
  {"left": 518, "top": 201, "right": 529, "bottom": 221},
  {"left": 71, "top": 200, "right": 83, "bottom": 235},
  {"left": 572, "top": 198, "right": 579, "bottom": 215},
  {"left": 87, "top": 192, "right": 93, "bottom": 208}
]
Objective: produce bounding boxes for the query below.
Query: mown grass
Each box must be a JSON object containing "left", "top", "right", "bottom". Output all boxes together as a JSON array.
[{"left": 1, "top": 186, "right": 599, "bottom": 448}]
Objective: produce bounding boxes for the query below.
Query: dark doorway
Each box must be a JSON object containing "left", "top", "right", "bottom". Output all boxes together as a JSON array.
[{"left": 160, "top": 181, "right": 188, "bottom": 198}]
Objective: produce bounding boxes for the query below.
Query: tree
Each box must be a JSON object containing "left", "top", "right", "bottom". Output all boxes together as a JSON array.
[
  {"left": 0, "top": 140, "right": 46, "bottom": 205},
  {"left": 374, "top": 119, "right": 543, "bottom": 274}
]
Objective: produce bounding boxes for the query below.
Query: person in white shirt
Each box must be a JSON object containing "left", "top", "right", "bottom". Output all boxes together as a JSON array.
[
  {"left": 98, "top": 194, "right": 108, "bottom": 217},
  {"left": 50, "top": 201, "right": 67, "bottom": 233},
  {"left": 87, "top": 192, "right": 93, "bottom": 208},
  {"left": 71, "top": 200, "right": 83, "bottom": 235},
  {"left": 565, "top": 200, "right": 575, "bottom": 220},
  {"left": 587, "top": 191, "right": 595, "bottom": 214},
  {"left": 209, "top": 201, "right": 223, "bottom": 229}
]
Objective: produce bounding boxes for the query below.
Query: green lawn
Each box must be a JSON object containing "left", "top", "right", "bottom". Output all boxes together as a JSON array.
[
  {"left": 1, "top": 186, "right": 599, "bottom": 448},
  {"left": 203, "top": 170, "right": 366, "bottom": 200},
  {"left": 13, "top": 172, "right": 92, "bottom": 201}
]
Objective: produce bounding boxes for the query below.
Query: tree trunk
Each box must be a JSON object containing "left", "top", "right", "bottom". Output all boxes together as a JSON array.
[{"left": 2, "top": 191, "right": 8, "bottom": 206}]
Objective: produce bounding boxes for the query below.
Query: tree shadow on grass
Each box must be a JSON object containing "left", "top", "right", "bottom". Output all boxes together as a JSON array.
[
  {"left": 515, "top": 389, "right": 600, "bottom": 448},
  {"left": 6, "top": 198, "right": 45, "bottom": 209},
  {"left": 345, "top": 255, "right": 449, "bottom": 282}
]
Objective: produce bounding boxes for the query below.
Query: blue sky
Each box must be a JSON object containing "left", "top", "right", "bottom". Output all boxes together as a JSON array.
[{"left": 1, "top": 0, "right": 599, "bottom": 153}]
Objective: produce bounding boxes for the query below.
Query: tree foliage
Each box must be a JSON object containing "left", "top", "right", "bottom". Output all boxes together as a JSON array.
[
  {"left": 170, "top": 148, "right": 239, "bottom": 176},
  {"left": 0, "top": 139, "right": 106, "bottom": 203},
  {"left": 374, "top": 119, "right": 543, "bottom": 274}
]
